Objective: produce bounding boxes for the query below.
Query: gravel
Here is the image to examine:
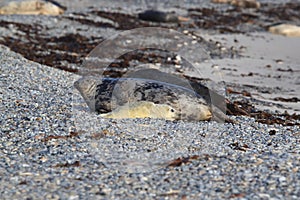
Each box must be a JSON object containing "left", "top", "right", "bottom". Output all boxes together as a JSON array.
[{"left": 0, "top": 44, "right": 299, "bottom": 199}]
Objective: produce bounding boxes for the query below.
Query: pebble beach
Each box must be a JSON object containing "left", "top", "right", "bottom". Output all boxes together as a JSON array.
[{"left": 0, "top": 0, "right": 299, "bottom": 199}]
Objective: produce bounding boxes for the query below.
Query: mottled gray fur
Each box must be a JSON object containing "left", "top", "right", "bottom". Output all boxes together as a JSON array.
[{"left": 74, "top": 76, "right": 229, "bottom": 122}]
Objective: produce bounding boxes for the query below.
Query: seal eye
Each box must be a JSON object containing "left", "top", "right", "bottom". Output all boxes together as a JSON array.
[{"left": 170, "top": 109, "right": 175, "bottom": 112}]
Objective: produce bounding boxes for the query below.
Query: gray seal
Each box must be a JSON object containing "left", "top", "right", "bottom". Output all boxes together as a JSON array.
[
  {"left": 100, "top": 101, "right": 182, "bottom": 120},
  {"left": 138, "top": 10, "right": 190, "bottom": 23},
  {"left": 74, "top": 76, "right": 214, "bottom": 121}
]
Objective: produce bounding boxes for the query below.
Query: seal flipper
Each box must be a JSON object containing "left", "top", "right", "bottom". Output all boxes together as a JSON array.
[{"left": 211, "top": 105, "right": 237, "bottom": 124}]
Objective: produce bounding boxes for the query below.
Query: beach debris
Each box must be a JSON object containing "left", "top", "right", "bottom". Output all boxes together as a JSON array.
[
  {"left": 167, "top": 155, "right": 200, "bottom": 167},
  {"left": 211, "top": 0, "right": 230, "bottom": 3},
  {"left": 0, "top": 0, "right": 65, "bottom": 15},
  {"left": 211, "top": 0, "right": 261, "bottom": 9}
]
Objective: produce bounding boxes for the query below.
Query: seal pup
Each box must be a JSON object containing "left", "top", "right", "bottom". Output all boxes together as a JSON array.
[
  {"left": 122, "top": 68, "right": 227, "bottom": 120},
  {"left": 268, "top": 24, "right": 300, "bottom": 37},
  {"left": 74, "top": 76, "right": 213, "bottom": 121},
  {"left": 0, "top": 0, "right": 65, "bottom": 15},
  {"left": 100, "top": 101, "right": 180, "bottom": 120}
]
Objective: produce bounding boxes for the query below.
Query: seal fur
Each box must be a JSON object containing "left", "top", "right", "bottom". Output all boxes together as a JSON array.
[
  {"left": 74, "top": 76, "right": 213, "bottom": 121},
  {"left": 100, "top": 101, "right": 180, "bottom": 120}
]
